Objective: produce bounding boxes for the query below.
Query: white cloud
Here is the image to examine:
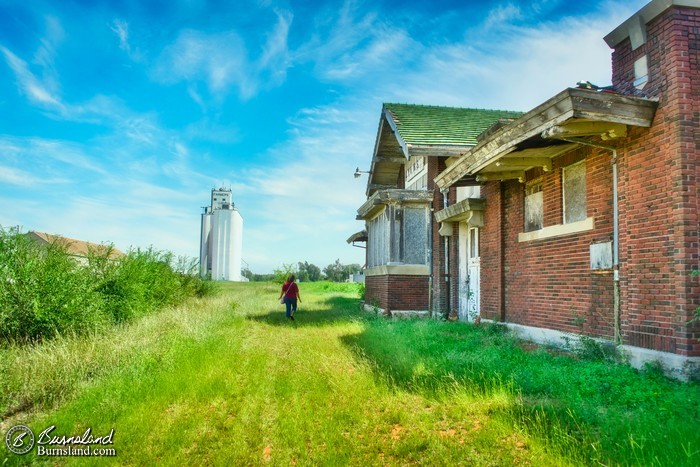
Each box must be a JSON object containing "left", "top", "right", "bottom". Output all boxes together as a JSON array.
[
  {"left": 226, "top": 100, "right": 374, "bottom": 271},
  {"left": 482, "top": 3, "right": 523, "bottom": 30},
  {"left": 371, "top": 3, "right": 648, "bottom": 111},
  {"left": 1, "top": 45, "right": 64, "bottom": 110},
  {"left": 297, "top": 1, "right": 414, "bottom": 82},
  {"left": 152, "top": 9, "right": 294, "bottom": 102},
  {"left": 0, "top": 165, "right": 67, "bottom": 186},
  {"left": 111, "top": 19, "right": 130, "bottom": 53}
]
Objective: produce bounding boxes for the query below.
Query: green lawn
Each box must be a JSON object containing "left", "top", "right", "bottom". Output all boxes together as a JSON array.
[{"left": 2, "top": 282, "right": 699, "bottom": 465}]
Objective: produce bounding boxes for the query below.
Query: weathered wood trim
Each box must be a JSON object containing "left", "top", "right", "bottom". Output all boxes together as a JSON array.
[
  {"left": 373, "top": 156, "right": 406, "bottom": 164},
  {"left": 476, "top": 171, "right": 526, "bottom": 182},
  {"left": 435, "top": 88, "right": 658, "bottom": 190},
  {"left": 434, "top": 198, "right": 485, "bottom": 223},
  {"left": 383, "top": 108, "right": 411, "bottom": 159},
  {"left": 357, "top": 189, "right": 434, "bottom": 220}
]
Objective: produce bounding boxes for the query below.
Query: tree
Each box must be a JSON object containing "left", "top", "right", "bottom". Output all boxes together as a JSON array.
[
  {"left": 323, "top": 259, "right": 348, "bottom": 282},
  {"left": 242, "top": 268, "right": 253, "bottom": 281},
  {"left": 297, "top": 261, "right": 322, "bottom": 282},
  {"left": 273, "top": 263, "right": 295, "bottom": 284},
  {"left": 343, "top": 263, "right": 362, "bottom": 279}
]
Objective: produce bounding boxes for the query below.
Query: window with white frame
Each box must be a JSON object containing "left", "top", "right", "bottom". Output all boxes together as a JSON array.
[
  {"left": 563, "top": 161, "right": 587, "bottom": 224},
  {"left": 524, "top": 181, "right": 543, "bottom": 232}
]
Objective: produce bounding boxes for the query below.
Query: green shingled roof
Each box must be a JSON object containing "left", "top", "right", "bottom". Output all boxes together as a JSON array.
[{"left": 383, "top": 103, "right": 523, "bottom": 147}]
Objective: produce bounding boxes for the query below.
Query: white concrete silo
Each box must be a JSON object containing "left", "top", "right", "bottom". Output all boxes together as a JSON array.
[
  {"left": 199, "top": 188, "right": 244, "bottom": 281},
  {"left": 199, "top": 207, "right": 212, "bottom": 278}
]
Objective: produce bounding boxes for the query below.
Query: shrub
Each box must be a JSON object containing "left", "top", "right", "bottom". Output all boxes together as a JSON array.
[
  {"left": 0, "top": 227, "right": 107, "bottom": 341},
  {"left": 0, "top": 228, "right": 215, "bottom": 342}
]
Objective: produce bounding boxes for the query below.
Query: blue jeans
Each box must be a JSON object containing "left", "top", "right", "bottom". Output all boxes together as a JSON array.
[{"left": 284, "top": 297, "right": 297, "bottom": 317}]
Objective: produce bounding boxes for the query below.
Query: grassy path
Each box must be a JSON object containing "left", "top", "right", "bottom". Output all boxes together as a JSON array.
[{"left": 2, "top": 282, "right": 699, "bottom": 465}]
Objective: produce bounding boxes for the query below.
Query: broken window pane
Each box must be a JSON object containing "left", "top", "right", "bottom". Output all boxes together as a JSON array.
[
  {"left": 367, "top": 209, "right": 389, "bottom": 267},
  {"left": 524, "top": 182, "right": 543, "bottom": 232}
]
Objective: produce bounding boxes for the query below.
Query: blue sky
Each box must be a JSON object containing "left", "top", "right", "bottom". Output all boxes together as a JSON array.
[{"left": 0, "top": 0, "right": 648, "bottom": 274}]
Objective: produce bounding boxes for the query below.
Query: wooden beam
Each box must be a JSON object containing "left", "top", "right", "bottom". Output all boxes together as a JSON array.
[
  {"left": 495, "top": 157, "right": 552, "bottom": 171},
  {"left": 475, "top": 171, "right": 525, "bottom": 183},
  {"left": 541, "top": 121, "right": 628, "bottom": 139},
  {"left": 372, "top": 156, "right": 406, "bottom": 164},
  {"left": 368, "top": 183, "right": 396, "bottom": 191}
]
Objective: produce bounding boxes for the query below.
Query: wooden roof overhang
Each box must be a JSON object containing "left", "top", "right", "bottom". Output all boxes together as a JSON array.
[
  {"left": 346, "top": 230, "right": 368, "bottom": 244},
  {"left": 356, "top": 189, "right": 434, "bottom": 220},
  {"left": 435, "top": 88, "right": 658, "bottom": 190},
  {"left": 367, "top": 109, "right": 474, "bottom": 197}
]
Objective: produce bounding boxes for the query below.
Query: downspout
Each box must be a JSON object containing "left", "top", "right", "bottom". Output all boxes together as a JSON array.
[
  {"left": 557, "top": 137, "right": 621, "bottom": 344},
  {"left": 443, "top": 189, "right": 451, "bottom": 320},
  {"left": 611, "top": 150, "right": 621, "bottom": 344},
  {"left": 428, "top": 207, "right": 433, "bottom": 319}
]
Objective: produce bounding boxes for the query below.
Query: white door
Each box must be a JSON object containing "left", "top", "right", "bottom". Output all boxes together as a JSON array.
[
  {"left": 466, "top": 226, "right": 480, "bottom": 322},
  {"left": 458, "top": 223, "right": 469, "bottom": 321}
]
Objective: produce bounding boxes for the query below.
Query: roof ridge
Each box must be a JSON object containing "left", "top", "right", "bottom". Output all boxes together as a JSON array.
[{"left": 383, "top": 102, "right": 523, "bottom": 113}]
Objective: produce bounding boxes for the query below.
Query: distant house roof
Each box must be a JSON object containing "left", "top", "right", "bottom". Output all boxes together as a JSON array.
[
  {"left": 366, "top": 103, "right": 523, "bottom": 195},
  {"left": 27, "top": 231, "right": 125, "bottom": 259}
]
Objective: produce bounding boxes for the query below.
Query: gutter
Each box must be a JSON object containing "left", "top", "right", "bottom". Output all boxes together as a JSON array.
[{"left": 442, "top": 189, "right": 451, "bottom": 320}]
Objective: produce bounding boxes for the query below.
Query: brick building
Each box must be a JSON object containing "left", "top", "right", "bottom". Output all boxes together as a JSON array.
[
  {"left": 353, "top": 104, "right": 521, "bottom": 317},
  {"left": 351, "top": 0, "right": 700, "bottom": 378},
  {"left": 433, "top": 0, "right": 700, "bottom": 378}
]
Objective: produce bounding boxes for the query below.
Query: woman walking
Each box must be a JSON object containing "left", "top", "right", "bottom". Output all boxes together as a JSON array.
[{"left": 279, "top": 274, "right": 302, "bottom": 320}]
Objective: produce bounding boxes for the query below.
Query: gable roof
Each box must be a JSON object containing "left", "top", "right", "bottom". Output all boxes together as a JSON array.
[
  {"left": 367, "top": 103, "right": 523, "bottom": 195},
  {"left": 383, "top": 103, "right": 524, "bottom": 150},
  {"left": 27, "top": 231, "right": 125, "bottom": 259}
]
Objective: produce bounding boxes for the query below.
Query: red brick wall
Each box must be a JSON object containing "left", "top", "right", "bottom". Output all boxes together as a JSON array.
[
  {"left": 482, "top": 147, "right": 617, "bottom": 338},
  {"left": 480, "top": 181, "right": 504, "bottom": 321},
  {"left": 610, "top": 6, "right": 700, "bottom": 355},
  {"left": 365, "top": 274, "right": 429, "bottom": 311},
  {"left": 477, "top": 5, "right": 700, "bottom": 356},
  {"left": 363, "top": 155, "right": 443, "bottom": 313}
]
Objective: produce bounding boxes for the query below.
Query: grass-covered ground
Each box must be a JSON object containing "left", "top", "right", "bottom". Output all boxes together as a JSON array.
[{"left": 1, "top": 281, "right": 699, "bottom": 465}]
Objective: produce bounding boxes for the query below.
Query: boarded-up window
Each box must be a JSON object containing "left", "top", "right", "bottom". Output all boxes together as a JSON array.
[
  {"left": 524, "top": 182, "right": 543, "bottom": 232},
  {"left": 563, "top": 161, "right": 587, "bottom": 224},
  {"left": 403, "top": 206, "right": 428, "bottom": 264}
]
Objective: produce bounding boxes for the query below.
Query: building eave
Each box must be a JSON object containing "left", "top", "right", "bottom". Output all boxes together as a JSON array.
[
  {"left": 346, "top": 230, "right": 368, "bottom": 244},
  {"left": 356, "top": 189, "right": 434, "bottom": 220},
  {"left": 435, "top": 88, "right": 658, "bottom": 189}
]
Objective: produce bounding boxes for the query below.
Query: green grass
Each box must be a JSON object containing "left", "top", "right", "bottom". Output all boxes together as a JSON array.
[{"left": 1, "top": 282, "right": 699, "bottom": 465}]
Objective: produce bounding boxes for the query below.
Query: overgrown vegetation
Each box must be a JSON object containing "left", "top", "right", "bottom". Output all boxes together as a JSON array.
[
  {"left": 0, "top": 227, "right": 213, "bottom": 342},
  {"left": 1, "top": 281, "right": 698, "bottom": 466}
]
